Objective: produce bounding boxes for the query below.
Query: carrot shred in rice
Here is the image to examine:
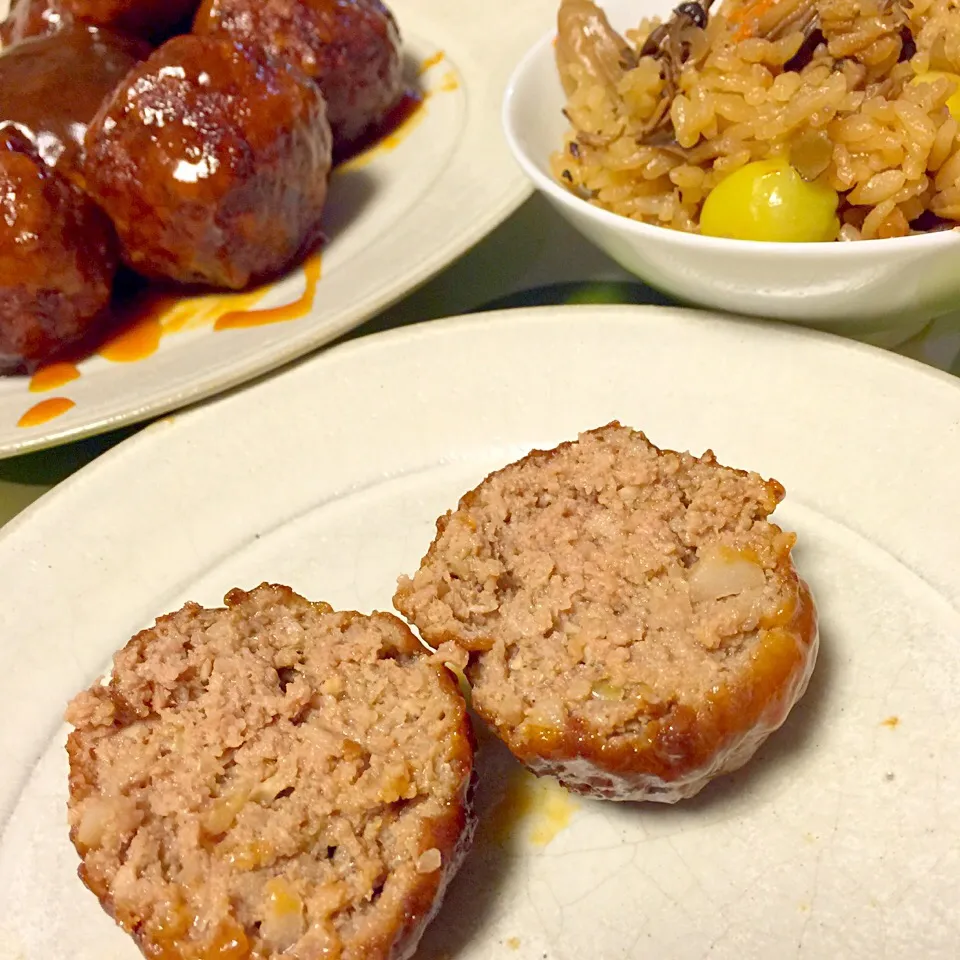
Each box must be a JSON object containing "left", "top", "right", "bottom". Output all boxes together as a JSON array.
[{"left": 729, "top": 0, "right": 777, "bottom": 39}]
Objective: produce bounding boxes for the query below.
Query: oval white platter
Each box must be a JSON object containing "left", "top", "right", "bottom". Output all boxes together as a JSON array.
[
  {"left": 0, "top": 0, "right": 557, "bottom": 457},
  {"left": 1, "top": 305, "right": 959, "bottom": 959}
]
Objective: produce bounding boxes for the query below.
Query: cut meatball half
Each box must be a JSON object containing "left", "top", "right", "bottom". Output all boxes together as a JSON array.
[
  {"left": 83, "top": 34, "right": 333, "bottom": 289},
  {"left": 394, "top": 422, "right": 819, "bottom": 803},
  {"left": 66, "top": 584, "right": 475, "bottom": 960}
]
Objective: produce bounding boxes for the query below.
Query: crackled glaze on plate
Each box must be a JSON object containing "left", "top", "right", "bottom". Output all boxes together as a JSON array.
[{"left": 1, "top": 306, "right": 958, "bottom": 959}]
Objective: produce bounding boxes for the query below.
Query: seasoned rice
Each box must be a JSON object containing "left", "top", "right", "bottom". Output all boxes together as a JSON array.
[{"left": 552, "top": 0, "right": 960, "bottom": 239}]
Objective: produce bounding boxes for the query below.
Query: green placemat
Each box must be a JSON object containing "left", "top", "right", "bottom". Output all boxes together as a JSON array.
[{"left": 2, "top": 195, "right": 958, "bottom": 529}]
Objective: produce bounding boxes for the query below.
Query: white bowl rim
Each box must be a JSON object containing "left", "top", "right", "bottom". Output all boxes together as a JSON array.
[{"left": 502, "top": 21, "right": 960, "bottom": 259}]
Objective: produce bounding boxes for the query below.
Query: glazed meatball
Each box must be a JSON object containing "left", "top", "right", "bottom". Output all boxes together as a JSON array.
[
  {"left": 0, "top": 130, "right": 118, "bottom": 372},
  {"left": 0, "top": 0, "right": 71, "bottom": 47},
  {"left": 84, "top": 34, "right": 333, "bottom": 290},
  {"left": 7, "top": 0, "right": 203, "bottom": 42},
  {"left": 194, "top": 0, "right": 402, "bottom": 147},
  {"left": 0, "top": 23, "right": 149, "bottom": 183}
]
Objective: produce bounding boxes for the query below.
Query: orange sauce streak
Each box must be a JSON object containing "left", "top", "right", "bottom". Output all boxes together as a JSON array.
[
  {"left": 95, "top": 282, "right": 269, "bottom": 363},
  {"left": 881, "top": 716, "right": 900, "bottom": 728},
  {"left": 161, "top": 287, "right": 267, "bottom": 334},
  {"left": 214, "top": 255, "right": 322, "bottom": 331},
  {"left": 17, "top": 396, "right": 75, "bottom": 427},
  {"left": 160, "top": 304, "right": 198, "bottom": 336},
  {"left": 29, "top": 361, "right": 80, "bottom": 392},
  {"left": 99, "top": 315, "right": 164, "bottom": 363},
  {"left": 336, "top": 90, "right": 427, "bottom": 171},
  {"left": 439, "top": 70, "right": 459, "bottom": 92},
  {"left": 419, "top": 50, "right": 444, "bottom": 74}
]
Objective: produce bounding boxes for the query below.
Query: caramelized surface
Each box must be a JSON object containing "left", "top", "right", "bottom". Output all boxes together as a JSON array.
[
  {"left": 0, "top": 129, "right": 117, "bottom": 372},
  {"left": 195, "top": 0, "right": 402, "bottom": 146},
  {"left": 83, "top": 34, "right": 333, "bottom": 289},
  {"left": 0, "top": 23, "right": 149, "bottom": 181}
]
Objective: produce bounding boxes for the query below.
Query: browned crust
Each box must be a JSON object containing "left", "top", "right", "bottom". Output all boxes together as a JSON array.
[
  {"left": 495, "top": 573, "right": 818, "bottom": 800},
  {"left": 66, "top": 584, "right": 476, "bottom": 960},
  {"left": 345, "top": 663, "right": 478, "bottom": 960},
  {"left": 358, "top": 770, "right": 479, "bottom": 960},
  {"left": 393, "top": 422, "right": 819, "bottom": 803}
]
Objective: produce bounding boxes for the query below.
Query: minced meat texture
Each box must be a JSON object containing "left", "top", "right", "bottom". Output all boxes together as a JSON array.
[{"left": 66, "top": 584, "right": 475, "bottom": 959}]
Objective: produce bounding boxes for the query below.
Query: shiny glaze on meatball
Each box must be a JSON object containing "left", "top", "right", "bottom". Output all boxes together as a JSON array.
[
  {"left": 1, "top": 0, "right": 201, "bottom": 43},
  {"left": 0, "top": 23, "right": 150, "bottom": 183},
  {"left": 0, "top": 0, "right": 71, "bottom": 47},
  {"left": 195, "top": 0, "right": 402, "bottom": 147},
  {"left": 84, "top": 34, "right": 333, "bottom": 290},
  {"left": 0, "top": 129, "right": 118, "bottom": 372}
]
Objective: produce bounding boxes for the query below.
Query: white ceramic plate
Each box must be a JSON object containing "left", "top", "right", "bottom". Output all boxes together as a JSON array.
[
  {"left": 2, "top": 305, "right": 960, "bottom": 959},
  {"left": 0, "top": 0, "right": 558, "bottom": 458}
]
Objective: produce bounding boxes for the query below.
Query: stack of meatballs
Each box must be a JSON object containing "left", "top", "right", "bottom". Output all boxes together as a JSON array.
[{"left": 0, "top": 0, "right": 403, "bottom": 372}]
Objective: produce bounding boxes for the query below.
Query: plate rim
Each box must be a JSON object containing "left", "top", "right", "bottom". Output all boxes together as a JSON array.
[
  {"left": 5, "top": 302, "right": 960, "bottom": 544},
  {"left": 0, "top": 182, "right": 531, "bottom": 457}
]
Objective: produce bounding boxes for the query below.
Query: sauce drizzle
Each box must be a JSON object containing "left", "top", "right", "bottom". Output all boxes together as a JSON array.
[
  {"left": 99, "top": 316, "right": 164, "bottom": 363},
  {"left": 214, "top": 255, "right": 322, "bottom": 331},
  {"left": 419, "top": 51, "right": 444, "bottom": 74},
  {"left": 29, "top": 361, "right": 81, "bottom": 392},
  {"left": 95, "top": 283, "right": 269, "bottom": 363},
  {"left": 18, "top": 396, "right": 75, "bottom": 427}
]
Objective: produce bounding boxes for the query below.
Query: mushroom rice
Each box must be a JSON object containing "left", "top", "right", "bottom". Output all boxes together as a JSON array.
[{"left": 552, "top": 0, "right": 960, "bottom": 240}]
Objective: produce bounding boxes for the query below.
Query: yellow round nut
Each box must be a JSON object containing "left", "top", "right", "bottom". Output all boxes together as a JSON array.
[{"left": 700, "top": 158, "right": 839, "bottom": 242}]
